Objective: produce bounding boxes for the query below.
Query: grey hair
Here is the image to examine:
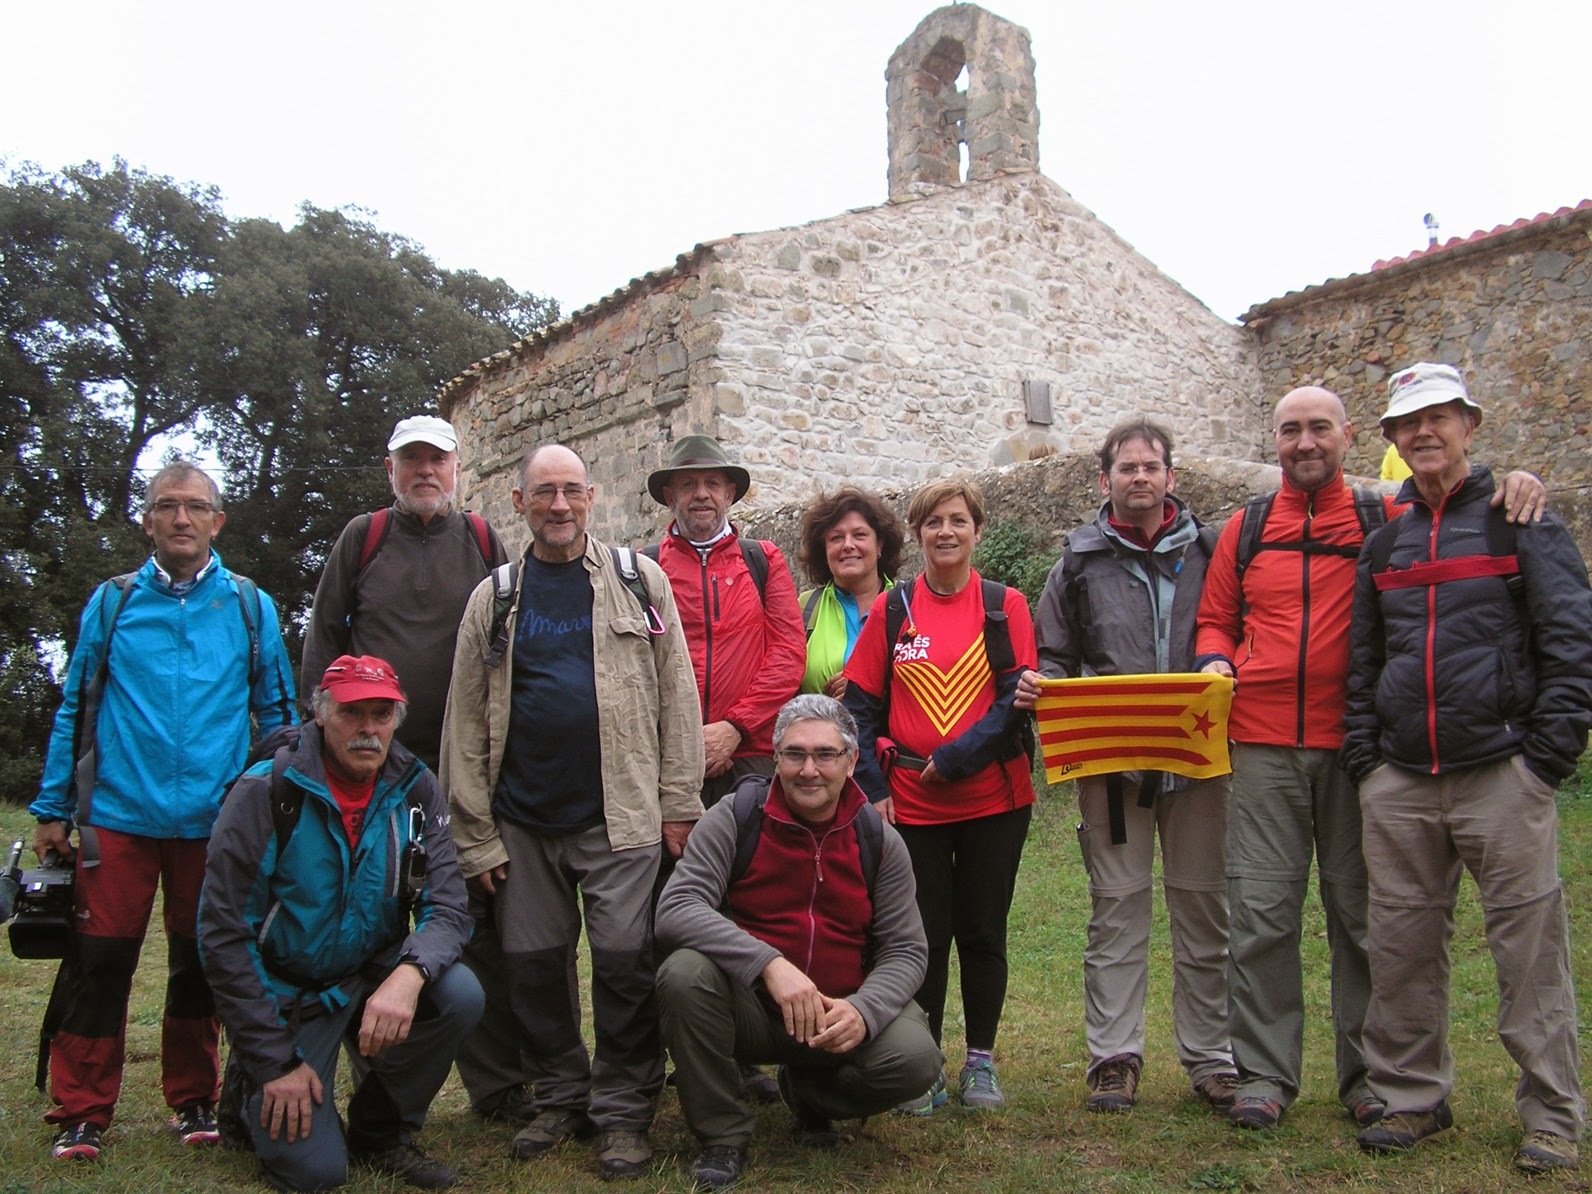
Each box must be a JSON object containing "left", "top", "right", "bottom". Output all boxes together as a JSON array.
[
  {"left": 146, "top": 461, "right": 223, "bottom": 511},
  {"left": 773, "top": 694, "right": 858, "bottom": 756},
  {"left": 311, "top": 686, "right": 409, "bottom": 729}
]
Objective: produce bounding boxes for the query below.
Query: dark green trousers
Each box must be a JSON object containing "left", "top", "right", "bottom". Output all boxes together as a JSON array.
[{"left": 656, "top": 947, "right": 942, "bottom": 1147}]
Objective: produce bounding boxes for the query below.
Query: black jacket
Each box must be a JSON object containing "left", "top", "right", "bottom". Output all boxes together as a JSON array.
[{"left": 1342, "top": 466, "right": 1592, "bottom": 785}]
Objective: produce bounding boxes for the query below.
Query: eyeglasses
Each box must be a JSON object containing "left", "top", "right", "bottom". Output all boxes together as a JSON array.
[
  {"left": 149, "top": 500, "right": 217, "bottom": 518},
  {"left": 776, "top": 747, "right": 851, "bottom": 768},
  {"left": 527, "top": 484, "right": 590, "bottom": 505}
]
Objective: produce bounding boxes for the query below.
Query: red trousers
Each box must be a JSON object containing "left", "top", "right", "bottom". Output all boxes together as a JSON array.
[{"left": 46, "top": 827, "right": 219, "bottom": 1126}]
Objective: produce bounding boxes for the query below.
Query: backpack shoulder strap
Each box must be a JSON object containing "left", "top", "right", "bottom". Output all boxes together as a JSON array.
[
  {"left": 484, "top": 562, "right": 520, "bottom": 669},
  {"left": 800, "top": 588, "right": 823, "bottom": 639},
  {"left": 609, "top": 546, "right": 654, "bottom": 618},
  {"left": 1485, "top": 504, "right": 1526, "bottom": 603},
  {"left": 880, "top": 580, "right": 913, "bottom": 718},
  {"left": 854, "top": 800, "right": 884, "bottom": 895},
  {"left": 268, "top": 746, "right": 305, "bottom": 861},
  {"left": 739, "top": 539, "right": 770, "bottom": 602},
  {"left": 1351, "top": 486, "right": 1388, "bottom": 538},
  {"left": 1233, "top": 491, "right": 1278, "bottom": 583},
  {"left": 464, "top": 512, "right": 494, "bottom": 567},
  {"left": 357, "top": 509, "right": 392, "bottom": 572},
  {"left": 727, "top": 774, "right": 775, "bottom": 885},
  {"left": 70, "top": 574, "right": 138, "bottom": 823},
  {"left": 230, "top": 574, "right": 264, "bottom": 693},
  {"left": 979, "top": 578, "right": 1015, "bottom": 674}
]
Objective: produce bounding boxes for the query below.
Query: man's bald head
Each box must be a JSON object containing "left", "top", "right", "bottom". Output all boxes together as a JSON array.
[
  {"left": 513, "top": 443, "right": 593, "bottom": 562},
  {"left": 1273, "top": 386, "right": 1354, "bottom": 493},
  {"left": 519, "top": 443, "right": 589, "bottom": 489}
]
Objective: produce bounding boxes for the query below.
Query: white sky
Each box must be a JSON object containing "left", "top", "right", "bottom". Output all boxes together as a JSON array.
[{"left": 7, "top": 0, "right": 1589, "bottom": 325}]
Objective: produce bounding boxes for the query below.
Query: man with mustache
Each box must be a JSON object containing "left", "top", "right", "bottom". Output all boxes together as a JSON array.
[
  {"left": 301, "top": 414, "right": 526, "bottom": 1126},
  {"left": 646, "top": 436, "right": 806, "bottom": 809},
  {"left": 202, "top": 655, "right": 479, "bottom": 1190}
]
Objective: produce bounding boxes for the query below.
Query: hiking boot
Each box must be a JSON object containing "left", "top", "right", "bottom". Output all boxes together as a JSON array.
[
  {"left": 51, "top": 1122, "right": 104, "bottom": 1161},
  {"left": 691, "top": 1144, "right": 748, "bottom": 1189},
  {"left": 958, "top": 1058, "right": 1005, "bottom": 1111},
  {"left": 510, "top": 1108, "right": 596, "bottom": 1160},
  {"left": 474, "top": 1083, "right": 535, "bottom": 1125},
  {"left": 1515, "top": 1130, "right": 1580, "bottom": 1174},
  {"left": 741, "top": 1065, "right": 781, "bottom": 1105},
  {"left": 171, "top": 1103, "right": 220, "bottom": 1146},
  {"left": 597, "top": 1128, "right": 652, "bottom": 1181},
  {"left": 1347, "top": 1093, "right": 1386, "bottom": 1128},
  {"left": 777, "top": 1066, "right": 838, "bottom": 1148},
  {"left": 1193, "top": 1070, "right": 1239, "bottom": 1111},
  {"left": 1356, "top": 1101, "right": 1453, "bottom": 1153},
  {"left": 1228, "top": 1094, "right": 1284, "bottom": 1130},
  {"left": 351, "top": 1142, "right": 458, "bottom": 1189},
  {"left": 894, "top": 1070, "right": 949, "bottom": 1116},
  {"left": 1086, "top": 1056, "right": 1141, "bottom": 1113}
]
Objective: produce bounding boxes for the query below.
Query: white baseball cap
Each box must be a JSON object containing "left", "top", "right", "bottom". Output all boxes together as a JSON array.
[
  {"left": 387, "top": 415, "right": 458, "bottom": 453},
  {"left": 1380, "top": 363, "right": 1483, "bottom": 434}
]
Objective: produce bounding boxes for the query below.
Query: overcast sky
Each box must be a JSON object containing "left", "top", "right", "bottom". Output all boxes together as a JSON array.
[{"left": 7, "top": 0, "right": 1589, "bottom": 325}]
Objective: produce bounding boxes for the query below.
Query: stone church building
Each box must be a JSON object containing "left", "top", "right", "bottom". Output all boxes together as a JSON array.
[{"left": 439, "top": 4, "right": 1590, "bottom": 543}]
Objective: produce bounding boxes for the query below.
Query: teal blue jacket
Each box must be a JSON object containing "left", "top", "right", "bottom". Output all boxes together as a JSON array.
[{"left": 198, "top": 723, "right": 472, "bottom": 1082}]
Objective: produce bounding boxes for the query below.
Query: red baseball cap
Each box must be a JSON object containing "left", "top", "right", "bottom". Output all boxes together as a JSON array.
[{"left": 320, "top": 655, "right": 406, "bottom": 703}]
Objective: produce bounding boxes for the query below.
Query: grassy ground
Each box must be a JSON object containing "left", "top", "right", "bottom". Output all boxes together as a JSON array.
[{"left": 2, "top": 770, "right": 1590, "bottom": 1193}]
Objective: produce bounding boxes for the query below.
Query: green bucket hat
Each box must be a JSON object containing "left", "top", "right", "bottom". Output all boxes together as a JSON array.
[{"left": 646, "top": 435, "right": 751, "bottom": 506}]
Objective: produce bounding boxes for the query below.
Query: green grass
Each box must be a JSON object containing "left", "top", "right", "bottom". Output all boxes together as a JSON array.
[{"left": 2, "top": 777, "right": 1590, "bottom": 1192}]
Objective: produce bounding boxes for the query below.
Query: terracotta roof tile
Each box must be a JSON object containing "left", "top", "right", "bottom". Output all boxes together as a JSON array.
[
  {"left": 1242, "top": 199, "right": 1592, "bottom": 323},
  {"left": 1369, "top": 200, "right": 1592, "bottom": 271}
]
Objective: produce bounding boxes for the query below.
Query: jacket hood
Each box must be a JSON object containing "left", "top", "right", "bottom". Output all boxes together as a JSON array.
[{"left": 1094, "top": 494, "right": 1199, "bottom": 555}]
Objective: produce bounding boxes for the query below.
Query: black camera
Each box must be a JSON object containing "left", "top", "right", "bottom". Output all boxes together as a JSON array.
[{"left": 2, "top": 840, "right": 76, "bottom": 959}]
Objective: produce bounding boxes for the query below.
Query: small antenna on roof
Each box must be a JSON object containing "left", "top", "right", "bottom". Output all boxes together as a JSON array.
[{"left": 1423, "top": 213, "right": 1440, "bottom": 248}]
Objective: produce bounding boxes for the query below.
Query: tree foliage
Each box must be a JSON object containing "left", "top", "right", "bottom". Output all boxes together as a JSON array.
[{"left": 0, "top": 160, "right": 558, "bottom": 801}]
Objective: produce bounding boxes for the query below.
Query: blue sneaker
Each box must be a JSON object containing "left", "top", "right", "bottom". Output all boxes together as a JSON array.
[
  {"left": 894, "top": 1071, "right": 949, "bottom": 1116},
  {"left": 958, "top": 1058, "right": 1004, "bottom": 1110}
]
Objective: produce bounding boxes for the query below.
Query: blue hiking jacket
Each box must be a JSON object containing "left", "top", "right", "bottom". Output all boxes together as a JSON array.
[{"left": 31, "top": 552, "right": 297, "bottom": 838}]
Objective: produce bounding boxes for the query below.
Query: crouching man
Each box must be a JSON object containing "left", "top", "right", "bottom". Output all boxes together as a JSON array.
[
  {"left": 655, "top": 694, "right": 943, "bottom": 1189},
  {"left": 200, "top": 656, "right": 482, "bottom": 1190}
]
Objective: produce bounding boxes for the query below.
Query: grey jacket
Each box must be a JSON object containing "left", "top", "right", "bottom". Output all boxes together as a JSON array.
[
  {"left": 655, "top": 784, "right": 928, "bottom": 1041},
  {"left": 1034, "top": 497, "right": 1216, "bottom": 792}
]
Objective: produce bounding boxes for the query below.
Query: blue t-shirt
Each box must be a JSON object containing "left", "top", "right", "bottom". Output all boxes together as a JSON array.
[{"left": 493, "top": 554, "right": 604, "bottom": 835}]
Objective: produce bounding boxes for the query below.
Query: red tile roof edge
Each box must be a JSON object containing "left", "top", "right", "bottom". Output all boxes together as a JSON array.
[{"left": 1241, "top": 199, "right": 1592, "bottom": 324}]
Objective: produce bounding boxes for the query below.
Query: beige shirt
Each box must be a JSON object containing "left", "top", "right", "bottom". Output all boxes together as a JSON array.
[{"left": 439, "top": 532, "right": 705, "bottom": 877}]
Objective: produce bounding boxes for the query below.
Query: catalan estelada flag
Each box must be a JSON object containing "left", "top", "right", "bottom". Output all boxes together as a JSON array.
[{"left": 1032, "top": 673, "right": 1235, "bottom": 785}]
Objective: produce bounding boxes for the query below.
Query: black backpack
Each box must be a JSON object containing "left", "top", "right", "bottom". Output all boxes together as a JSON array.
[
  {"left": 639, "top": 537, "right": 771, "bottom": 601},
  {"left": 1233, "top": 485, "right": 1386, "bottom": 587},
  {"left": 724, "top": 773, "right": 884, "bottom": 893},
  {"left": 483, "top": 546, "right": 662, "bottom": 670},
  {"left": 880, "top": 578, "right": 1036, "bottom": 766}
]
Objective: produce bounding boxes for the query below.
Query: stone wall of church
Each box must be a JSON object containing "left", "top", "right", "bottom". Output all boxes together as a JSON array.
[
  {"left": 1247, "top": 210, "right": 1592, "bottom": 488},
  {"left": 704, "top": 171, "right": 1266, "bottom": 511},
  {"left": 446, "top": 266, "right": 726, "bottom": 548}
]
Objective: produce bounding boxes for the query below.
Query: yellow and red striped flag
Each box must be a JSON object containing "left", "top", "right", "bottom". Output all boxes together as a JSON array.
[{"left": 1032, "top": 673, "right": 1235, "bottom": 785}]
